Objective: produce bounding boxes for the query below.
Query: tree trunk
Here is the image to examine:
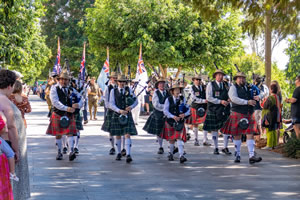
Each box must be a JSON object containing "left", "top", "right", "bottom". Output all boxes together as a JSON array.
[
  {"left": 159, "top": 64, "right": 166, "bottom": 78},
  {"left": 265, "top": 9, "right": 272, "bottom": 87},
  {"left": 174, "top": 66, "right": 182, "bottom": 80}
]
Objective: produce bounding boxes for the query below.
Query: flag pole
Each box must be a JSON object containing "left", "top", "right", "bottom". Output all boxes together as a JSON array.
[{"left": 139, "top": 43, "right": 142, "bottom": 57}]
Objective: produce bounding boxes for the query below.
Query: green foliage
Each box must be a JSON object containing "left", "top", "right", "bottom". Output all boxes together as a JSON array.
[
  {"left": 285, "top": 39, "right": 300, "bottom": 91},
  {"left": 0, "top": 0, "right": 51, "bottom": 84},
  {"left": 40, "top": 0, "right": 97, "bottom": 78},
  {"left": 284, "top": 138, "right": 300, "bottom": 159},
  {"left": 86, "top": 0, "right": 243, "bottom": 76}
]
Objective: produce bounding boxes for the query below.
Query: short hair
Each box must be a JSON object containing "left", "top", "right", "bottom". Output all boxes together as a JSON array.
[
  {"left": 0, "top": 69, "right": 17, "bottom": 89},
  {"left": 270, "top": 83, "right": 278, "bottom": 94},
  {"left": 13, "top": 80, "right": 23, "bottom": 94}
]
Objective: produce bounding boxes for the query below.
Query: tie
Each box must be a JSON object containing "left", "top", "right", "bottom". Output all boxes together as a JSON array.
[
  {"left": 220, "top": 83, "right": 223, "bottom": 90},
  {"left": 121, "top": 88, "right": 124, "bottom": 95},
  {"left": 63, "top": 87, "right": 68, "bottom": 95}
]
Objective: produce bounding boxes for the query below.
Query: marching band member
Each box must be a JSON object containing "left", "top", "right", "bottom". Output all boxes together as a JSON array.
[
  {"left": 46, "top": 69, "right": 83, "bottom": 161},
  {"left": 101, "top": 72, "right": 118, "bottom": 155},
  {"left": 109, "top": 74, "right": 138, "bottom": 163},
  {"left": 221, "top": 72, "right": 262, "bottom": 164},
  {"left": 186, "top": 75, "right": 210, "bottom": 146},
  {"left": 143, "top": 78, "right": 169, "bottom": 154},
  {"left": 203, "top": 69, "right": 232, "bottom": 155},
  {"left": 87, "top": 77, "right": 100, "bottom": 120},
  {"left": 161, "top": 83, "right": 190, "bottom": 163}
]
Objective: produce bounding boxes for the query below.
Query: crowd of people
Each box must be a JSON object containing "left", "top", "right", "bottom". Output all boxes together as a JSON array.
[{"left": 0, "top": 66, "right": 299, "bottom": 199}]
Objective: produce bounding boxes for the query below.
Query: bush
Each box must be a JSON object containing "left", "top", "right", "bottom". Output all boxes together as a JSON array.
[{"left": 284, "top": 137, "right": 300, "bottom": 159}]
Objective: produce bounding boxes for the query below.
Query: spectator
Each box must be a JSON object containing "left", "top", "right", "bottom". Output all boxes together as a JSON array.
[
  {"left": 262, "top": 84, "right": 281, "bottom": 149},
  {"left": 285, "top": 75, "right": 300, "bottom": 139},
  {"left": 271, "top": 80, "right": 283, "bottom": 144}
]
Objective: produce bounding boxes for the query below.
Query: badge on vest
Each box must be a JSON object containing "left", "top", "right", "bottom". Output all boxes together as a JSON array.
[
  {"left": 195, "top": 92, "right": 200, "bottom": 96},
  {"left": 215, "top": 91, "right": 220, "bottom": 97}
]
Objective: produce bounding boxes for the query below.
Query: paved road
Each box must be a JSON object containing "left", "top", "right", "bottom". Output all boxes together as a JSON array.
[{"left": 27, "top": 95, "right": 300, "bottom": 200}]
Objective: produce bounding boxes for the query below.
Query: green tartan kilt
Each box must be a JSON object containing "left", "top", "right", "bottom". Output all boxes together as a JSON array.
[
  {"left": 203, "top": 110, "right": 228, "bottom": 132},
  {"left": 101, "top": 109, "right": 113, "bottom": 132},
  {"left": 75, "top": 111, "right": 83, "bottom": 131},
  {"left": 143, "top": 113, "right": 165, "bottom": 136},
  {"left": 110, "top": 111, "right": 138, "bottom": 136}
]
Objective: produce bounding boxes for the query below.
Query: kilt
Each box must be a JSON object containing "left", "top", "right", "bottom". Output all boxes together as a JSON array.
[
  {"left": 203, "top": 110, "right": 228, "bottom": 132},
  {"left": 143, "top": 112, "right": 165, "bottom": 136},
  {"left": 75, "top": 111, "right": 83, "bottom": 131},
  {"left": 160, "top": 121, "right": 187, "bottom": 142},
  {"left": 220, "top": 111, "right": 258, "bottom": 136},
  {"left": 110, "top": 112, "right": 138, "bottom": 136},
  {"left": 46, "top": 112, "right": 77, "bottom": 136},
  {"left": 101, "top": 109, "right": 113, "bottom": 132},
  {"left": 185, "top": 107, "right": 206, "bottom": 125}
]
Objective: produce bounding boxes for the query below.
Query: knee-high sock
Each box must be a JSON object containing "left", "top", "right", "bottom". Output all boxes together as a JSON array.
[
  {"left": 56, "top": 139, "right": 62, "bottom": 152},
  {"left": 125, "top": 138, "right": 132, "bottom": 156},
  {"left": 193, "top": 127, "right": 198, "bottom": 140},
  {"left": 169, "top": 143, "right": 174, "bottom": 154},
  {"left": 177, "top": 140, "right": 184, "bottom": 157},
  {"left": 212, "top": 131, "right": 218, "bottom": 149},
  {"left": 223, "top": 134, "right": 229, "bottom": 148},
  {"left": 74, "top": 133, "right": 79, "bottom": 149},
  {"left": 233, "top": 139, "right": 241, "bottom": 156},
  {"left": 157, "top": 136, "right": 163, "bottom": 148},
  {"left": 122, "top": 136, "right": 125, "bottom": 149},
  {"left": 68, "top": 136, "right": 74, "bottom": 152},
  {"left": 110, "top": 136, "right": 115, "bottom": 148},
  {"left": 203, "top": 130, "right": 208, "bottom": 143},
  {"left": 116, "top": 139, "right": 121, "bottom": 154},
  {"left": 247, "top": 139, "right": 255, "bottom": 158},
  {"left": 62, "top": 135, "right": 67, "bottom": 148}
]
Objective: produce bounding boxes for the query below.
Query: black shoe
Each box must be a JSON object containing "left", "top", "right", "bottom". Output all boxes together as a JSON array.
[
  {"left": 126, "top": 155, "right": 133, "bottom": 163},
  {"left": 234, "top": 156, "right": 241, "bottom": 163},
  {"left": 157, "top": 147, "right": 164, "bottom": 154},
  {"left": 168, "top": 153, "right": 174, "bottom": 161},
  {"left": 63, "top": 147, "right": 68, "bottom": 154},
  {"left": 187, "top": 133, "right": 191, "bottom": 141},
  {"left": 116, "top": 153, "right": 122, "bottom": 161},
  {"left": 56, "top": 152, "right": 63, "bottom": 160},
  {"left": 121, "top": 149, "right": 126, "bottom": 157},
  {"left": 249, "top": 156, "right": 262, "bottom": 164},
  {"left": 222, "top": 148, "right": 232, "bottom": 155},
  {"left": 69, "top": 152, "right": 76, "bottom": 161},
  {"left": 213, "top": 148, "right": 219, "bottom": 155},
  {"left": 203, "top": 142, "right": 212, "bottom": 146},
  {"left": 109, "top": 148, "right": 116, "bottom": 155},
  {"left": 173, "top": 147, "right": 178, "bottom": 154},
  {"left": 180, "top": 156, "right": 187, "bottom": 163},
  {"left": 74, "top": 148, "right": 79, "bottom": 155},
  {"left": 84, "top": 120, "right": 88, "bottom": 125}
]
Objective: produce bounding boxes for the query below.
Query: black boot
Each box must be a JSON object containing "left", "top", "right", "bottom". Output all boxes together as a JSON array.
[{"left": 157, "top": 147, "right": 164, "bottom": 154}]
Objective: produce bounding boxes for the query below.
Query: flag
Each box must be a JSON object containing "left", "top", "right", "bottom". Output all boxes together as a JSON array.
[
  {"left": 52, "top": 37, "right": 61, "bottom": 75},
  {"left": 80, "top": 42, "right": 86, "bottom": 81},
  {"left": 97, "top": 47, "right": 109, "bottom": 91},
  {"left": 135, "top": 43, "right": 148, "bottom": 86}
]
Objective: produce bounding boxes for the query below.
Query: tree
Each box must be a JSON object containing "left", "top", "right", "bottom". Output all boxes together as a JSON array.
[
  {"left": 86, "top": 0, "right": 243, "bottom": 78},
  {"left": 0, "top": 0, "right": 51, "bottom": 84},
  {"left": 40, "top": 0, "right": 96, "bottom": 78},
  {"left": 186, "top": 0, "right": 300, "bottom": 86},
  {"left": 285, "top": 39, "right": 300, "bottom": 91}
]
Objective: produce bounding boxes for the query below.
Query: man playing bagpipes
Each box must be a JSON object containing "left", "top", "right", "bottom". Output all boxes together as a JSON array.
[
  {"left": 46, "top": 69, "right": 83, "bottom": 161},
  {"left": 101, "top": 72, "right": 118, "bottom": 155},
  {"left": 109, "top": 74, "right": 138, "bottom": 163},
  {"left": 161, "top": 83, "right": 190, "bottom": 163},
  {"left": 143, "top": 78, "right": 170, "bottom": 154},
  {"left": 203, "top": 69, "right": 232, "bottom": 155},
  {"left": 220, "top": 72, "right": 262, "bottom": 164},
  {"left": 185, "top": 75, "right": 211, "bottom": 146}
]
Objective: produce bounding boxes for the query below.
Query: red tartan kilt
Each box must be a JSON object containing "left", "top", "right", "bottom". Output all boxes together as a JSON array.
[
  {"left": 185, "top": 107, "right": 206, "bottom": 125},
  {"left": 220, "top": 111, "right": 258, "bottom": 136},
  {"left": 160, "top": 121, "right": 187, "bottom": 142},
  {"left": 46, "top": 112, "right": 77, "bottom": 136}
]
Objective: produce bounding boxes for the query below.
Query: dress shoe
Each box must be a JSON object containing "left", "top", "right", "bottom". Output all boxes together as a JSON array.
[
  {"left": 234, "top": 156, "right": 241, "bottom": 163},
  {"left": 116, "top": 153, "right": 122, "bottom": 160},
  {"left": 180, "top": 156, "right": 187, "bottom": 163},
  {"left": 109, "top": 148, "right": 116, "bottom": 155},
  {"left": 121, "top": 149, "right": 126, "bottom": 157},
  {"left": 126, "top": 155, "right": 133, "bottom": 163},
  {"left": 157, "top": 147, "right": 164, "bottom": 154},
  {"left": 84, "top": 120, "right": 88, "bottom": 124},
  {"left": 194, "top": 139, "right": 200, "bottom": 146},
  {"left": 203, "top": 142, "right": 211, "bottom": 146},
  {"left": 168, "top": 153, "right": 174, "bottom": 161},
  {"left": 173, "top": 147, "right": 178, "bottom": 154},
  {"left": 74, "top": 147, "right": 79, "bottom": 154},
  {"left": 222, "top": 148, "right": 232, "bottom": 155},
  {"left": 249, "top": 156, "right": 262, "bottom": 164},
  {"left": 186, "top": 133, "right": 191, "bottom": 141},
  {"left": 63, "top": 147, "right": 68, "bottom": 154},
  {"left": 213, "top": 148, "right": 219, "bottom": 155},
  {"left": 69, "top": 152, "right": 76, "bottom": 161},
  {"left": 56, "top": 152, "right": 63, "bottom": 160}
]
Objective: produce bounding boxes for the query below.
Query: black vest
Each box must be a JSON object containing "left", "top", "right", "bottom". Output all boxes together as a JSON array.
[
  {"left": 114, "top": 86, "right": 130, "bottom": 110},
  {"left": 166, "top": 96, "right": 180, "bottom": 126},
  {"left": 153, "top": 90, "right": 169, "bottom": 118},
  {"left": 53, "top": 86, "right": 72, "bottom": 116},
  {"left": 207, "top": 81, "right": 229, "bottom": 112},
  {"left": 231, "top": 84, "right": 254, "bottom": 115},
  {"left": 191, "top": 85, "right": 207, "bottom": 110}
]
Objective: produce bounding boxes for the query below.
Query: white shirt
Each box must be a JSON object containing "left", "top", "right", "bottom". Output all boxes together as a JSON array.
[
  {"left": 206, "top": 81, "right": 224, "bottom": 105},
  {"left": 191, "top": 85, "right": 206, "bottom": 104},
  {"left": 163, "top": 96, "right": 190, "bottom": 119},
  {"left": 50, "top": 83, "right": 83, "bottom": 112},
  {"left": 152, "top": 89, "right": 167, "bottom": 112},
  {"left": 109, "top": 87, "right": 138, "bottom": 113},
  {"left": 103, "top": 84, "right": 115, "bottom": 109},
  {"left": 228, "top": 84, "right": 248, "bottom": 105}
]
